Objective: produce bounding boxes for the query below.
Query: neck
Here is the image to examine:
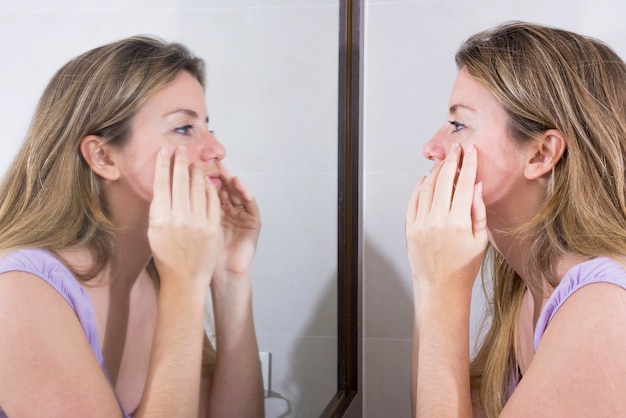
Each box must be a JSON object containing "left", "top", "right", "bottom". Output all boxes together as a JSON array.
[
  {"left": 57, "top": 203, "right": 152, "bottom": 290},
  {"left": 100, "top": 182, "right": 153, "bottom": 289},
  {"left": 488, "top": 214, "right": 590, "bottom": 311}
]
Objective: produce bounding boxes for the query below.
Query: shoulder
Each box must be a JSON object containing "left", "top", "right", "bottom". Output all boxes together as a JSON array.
[
  {"left": 0, "top": 247, "right": 100, "bottom": 350},
  {"left": 503, "top": 262, "right": 626, "bottom": 416},
  {"left": 0, "top": 247, "right": 66, "bottom": 273},
  {"left": 0, "top": 248, "right": 86, "bottom": 328},
  {"left": 0, "top": 252, "right": 120, "bottom": 417},
  {"left": 535, "top": 257, "right": 626, "bottom": 348},
  {"left": 0, "top": 248, "right": 87, "bottom": 307},
  {"left": 0, "top": 248, "right": 73, "bottom": 288}
]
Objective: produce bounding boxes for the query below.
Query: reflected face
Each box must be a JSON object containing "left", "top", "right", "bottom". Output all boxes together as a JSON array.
[
  {"left": 422, "top": 68, "right": 534, "bottom": 212},
  {"left": 111, "top": 70, "right": 226, "bottom": 203}
]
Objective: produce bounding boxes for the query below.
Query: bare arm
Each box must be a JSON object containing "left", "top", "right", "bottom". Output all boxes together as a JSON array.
[
  {"left": 410, "top": 283, "right": 420, "bottom": 416},
  {"left": 138, "top": 146, "right": 221, "bottom": 417},
  {"left": 206, "top": 274, "right": 263, "bottom": 417},
  {"left": 0, "top": 272, "right": 124, "bottom": 417},
  {"left": 502, "top": 282, "right": 626, "bottom": 416},
  {"left": 406, "top": 143, "right": 487, "bottom": 417},
  {"left": 204, "top": 165, "right": 264, "bottom": 417}
]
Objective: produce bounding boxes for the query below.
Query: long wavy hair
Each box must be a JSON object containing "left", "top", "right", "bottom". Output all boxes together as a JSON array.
[
  {"left": 0, "top": 35, "right": 216, "bottom": 374},
  {"left": 458, "top": 22, "right": 626, "bottom": 417}
]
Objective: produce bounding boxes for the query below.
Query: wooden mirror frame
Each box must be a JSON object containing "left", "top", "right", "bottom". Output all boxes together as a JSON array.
[{"left": 321, "top": 0, "right": 363, "bottom": 416}]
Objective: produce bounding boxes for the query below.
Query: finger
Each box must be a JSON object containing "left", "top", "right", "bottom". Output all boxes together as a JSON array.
[
  {"left": 218, "top": 181, "right": 233, "bottom": 207},
  {"left": 415, "top": 161, "right": 442, "bottom": 221},
  {"left": 430, "top": 143, "right": 461, "bottom": 214},
  {"left": 217, "top": 160, "right": 232, "bottom": 184},
  {"left": 205, "top": 177, "right": 221, "bottom": 225},
  {"left": 232, "top": 176, "right": 260, "bottom": 216},
  {"left": 150, "top": 147, "right": 172, "bottom": 219},
  {"left": 190, "top": 164, "right": 206, "bottom": 221},
  {"left": 472, "top": 181, "right": 488, "bottom": 240},
  {"left": 215, "top": 161, "right": 234, "bottom": 205},
  {"left": 406, "top": 176, "right": 426, "bottom": 225},
  {"left": 216, "top": 162, "right": 241, "bottom": 207},
  {"left": 450, "top": 144, "right": 478, "bottom": 217},
  {"left": 171, "top": 146, "right": 191, "bottom": 216},
  {"left": 226, "top": 176, "right": 251, "bottom": 206}
]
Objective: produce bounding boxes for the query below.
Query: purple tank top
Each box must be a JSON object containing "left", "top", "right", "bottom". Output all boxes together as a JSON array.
[
  {"left": 534, "top": 256, "right": 626, "bottom": 349},
  {"left": 0, "top": 248, "right": 130, "bottom": 417},
  {"left": 507, "top": 256, "right": 626, "bottom": 398}
]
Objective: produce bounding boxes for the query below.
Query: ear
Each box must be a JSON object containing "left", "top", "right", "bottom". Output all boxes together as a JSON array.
[
  {"left": 79, "top": 135, "right": 120, "bottom": 180},
  {"left": 524, "top": 129, "right": 567, "bottom": 180}
]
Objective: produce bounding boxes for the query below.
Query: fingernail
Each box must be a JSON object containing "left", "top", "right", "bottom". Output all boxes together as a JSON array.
[
  {"left": 477, "top": 181, "right": 483, "bottom": 197},
  {"left": 177, "top": 145, "right": 187, "bottom": 155},
  {"left": 464, "top": 144, "right": 475, "bottom": 156},
  {"left": 159, "top": 147, "right": 170, "bottom": 158},
  {"left": 450, "top": 143, "right": 460, "bottom": 154}
]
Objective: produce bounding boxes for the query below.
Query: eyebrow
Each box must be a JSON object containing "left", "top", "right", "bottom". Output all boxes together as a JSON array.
[
  {"left": 163, "top": 108, "right": 210, "bottom": 123},
  {"left": 449, "top": 103, "right": 476, "bottom": 115}
]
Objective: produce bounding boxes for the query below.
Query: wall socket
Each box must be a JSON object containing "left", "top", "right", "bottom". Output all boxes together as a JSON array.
[{"left": 259, "top": 351, "right": 271, "bottom": 398}]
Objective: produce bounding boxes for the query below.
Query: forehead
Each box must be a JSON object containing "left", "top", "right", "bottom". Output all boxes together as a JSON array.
[
  {"left": 448, "top": 68, "right": 503, "bottom": 116},
  {"left": 139, "top": 71, "right": 206, "bottom": 114}
]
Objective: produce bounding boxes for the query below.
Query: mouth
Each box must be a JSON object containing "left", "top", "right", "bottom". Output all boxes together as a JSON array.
[{"left": 206, "top": 173, "right": 222, "bottom": 188}]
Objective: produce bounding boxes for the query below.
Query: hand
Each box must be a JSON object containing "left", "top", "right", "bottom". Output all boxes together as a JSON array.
[
  {"left": 148, "top": 146, "right": 221, "bottom": 292},
  {"left": 214, "top": 162, "right": 261, "bottom": 278},
  {"left": 405, "top": 143, "right": 488, "bottom": 298}
]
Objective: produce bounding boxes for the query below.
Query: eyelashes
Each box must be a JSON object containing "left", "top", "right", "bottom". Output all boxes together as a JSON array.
[
  {"left": 448, "top": 120, "right": 466, "bottom": 133},
  {"left": 174, "top": 125, "right": 216, "bottom": 137},
  {"left": 175, "top": 124, "right": 194, "bottom": 136}
]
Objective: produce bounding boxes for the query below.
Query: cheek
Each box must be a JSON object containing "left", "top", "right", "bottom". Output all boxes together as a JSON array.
[
  {"left": 121, "top": 151, "right": 160, "bottom": 201},
  {"left": 183, "top": 143, "right": 206, "bottom": 164},
  {"left": 476, "top": 153, "right": 525, "bottom": 207}
]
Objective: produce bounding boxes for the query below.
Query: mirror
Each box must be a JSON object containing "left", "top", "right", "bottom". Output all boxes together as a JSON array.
[{"left": 0, "top": 1, "right": 349, "bottom": 417}]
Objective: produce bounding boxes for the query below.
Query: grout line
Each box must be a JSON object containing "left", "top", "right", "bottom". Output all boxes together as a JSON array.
[{"left": 364, "top": 336, "right": 412, "bottom": 342}]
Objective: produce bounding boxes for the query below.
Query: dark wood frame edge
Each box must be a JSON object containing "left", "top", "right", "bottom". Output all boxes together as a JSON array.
[{"left": 320, "top": 0, "right": 363, "bottom": 416}]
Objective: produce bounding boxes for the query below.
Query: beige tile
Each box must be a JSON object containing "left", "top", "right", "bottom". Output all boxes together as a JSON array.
[
  {"left": 364, "top": 338, "right": 412, "bottom": 418},
  {"left": 257, "top": 334, "right": 337, "bottom": 418}
]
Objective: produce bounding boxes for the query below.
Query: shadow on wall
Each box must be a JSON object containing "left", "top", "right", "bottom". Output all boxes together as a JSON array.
[
  {"left": 364, "top": 235, "right": 491, "bottom": 417},
  {"left": 364, "top": 237, "right": 414, "bottom": 418},
  {"left": 264, "top": 271, "right": 338, "bottom": 418},
  {"left": 364, "top": 238, "right": 413, "bottom": 337}
]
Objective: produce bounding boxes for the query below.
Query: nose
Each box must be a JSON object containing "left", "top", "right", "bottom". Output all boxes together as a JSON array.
[
  {"left": 422, "top": 127, "right": 447, "bottom": 162},
  {"left": 200, "top": 130, "right": 226, "bottom": 162}
]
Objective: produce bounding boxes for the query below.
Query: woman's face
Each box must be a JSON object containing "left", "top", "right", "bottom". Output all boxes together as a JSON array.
[
  {"left": 110, "top": 70, "right": 226, "bottom": 203},
  {"left": 422, "top": 68, "right": 539, "bottom": 218}
]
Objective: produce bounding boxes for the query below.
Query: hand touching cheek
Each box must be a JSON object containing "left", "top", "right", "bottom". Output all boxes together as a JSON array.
[
  {"left": 405, "top": 143, "right": 488, "bottom": 299},
  {"left": 148, "top": 146, "right": 221, "bottom": 292}
]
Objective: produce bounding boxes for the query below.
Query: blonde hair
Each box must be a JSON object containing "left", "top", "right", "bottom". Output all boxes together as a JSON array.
[
  {"left": 457, "top": 22, "right": 626, "bottom": 416},
  {"left": 0, "top": 35, "right": 216, "bottom": 374}
]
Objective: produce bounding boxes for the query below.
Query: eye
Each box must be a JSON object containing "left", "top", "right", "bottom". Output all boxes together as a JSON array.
[
  {"left": 175, "top": 124, "right": 194, "bottom": 136},
  {"left": 448, "top": 120, "right": 465, "bottom": 133}
]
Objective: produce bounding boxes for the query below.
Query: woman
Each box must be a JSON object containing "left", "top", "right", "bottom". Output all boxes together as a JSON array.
[
  {"left": 0, "top": 36, "right": 263, "bottom": 417},
  {"left": 406, "top": 21, "right": 626, "bottom": 417}
]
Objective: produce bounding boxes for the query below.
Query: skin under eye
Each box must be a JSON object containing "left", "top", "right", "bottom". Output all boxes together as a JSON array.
[
  {"left": 448, "top": 120, "right": 465, "bottom": 133},
  {"left": 175, "top": 124, "right": 194, "bottom": 136}
]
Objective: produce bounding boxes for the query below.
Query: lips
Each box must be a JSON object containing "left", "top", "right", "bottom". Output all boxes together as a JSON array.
[{"left": 206, "top": 173, "right": 222, "bottom": 188}]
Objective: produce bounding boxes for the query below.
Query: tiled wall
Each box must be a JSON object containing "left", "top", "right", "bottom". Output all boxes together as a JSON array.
[
  {"left": 0, "top": 2, "right": 339, "bottom": 417},
  {"left": 362, "top": 0, "right": 626, "bottom": 416}
]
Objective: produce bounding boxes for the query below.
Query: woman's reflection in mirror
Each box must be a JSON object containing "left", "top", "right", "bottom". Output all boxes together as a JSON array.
[{"left": 0, "top": 36, "right": 264, "bottom": 418}]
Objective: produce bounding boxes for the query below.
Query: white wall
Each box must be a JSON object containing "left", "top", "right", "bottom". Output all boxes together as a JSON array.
[
  {"left": 362, "top": 0, "right": 626, "bottom": 417},
  {"left": 0, "top": 1, "right": 338, "bottom": 417}
]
